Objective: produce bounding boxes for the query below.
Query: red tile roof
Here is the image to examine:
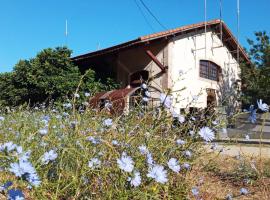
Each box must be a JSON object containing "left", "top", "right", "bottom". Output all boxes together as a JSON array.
[{"left": 72, "top": 19, "right": 250, "bottom": 63}]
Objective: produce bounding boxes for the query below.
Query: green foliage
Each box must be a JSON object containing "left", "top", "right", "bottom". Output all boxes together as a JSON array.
[
  {"left": 0, "top": 104, "right": 212, "bottom": 199},
  {"left": 241, "top": 31, "right": 270, "bottom": 107},
  {"left": 0, "top": 47, "right": 118, "bottom": 106}
]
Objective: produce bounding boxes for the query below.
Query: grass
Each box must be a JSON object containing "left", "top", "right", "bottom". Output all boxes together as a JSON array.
[{"left": 0, "top": 102, "right": 269, "bottom": 199}]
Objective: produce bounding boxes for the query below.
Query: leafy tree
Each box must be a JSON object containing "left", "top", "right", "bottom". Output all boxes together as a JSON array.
[
  {"left": 241, "top": 31, "right": 270, "bottom": 107},
  {"left": 0, "top": 47, "right": 118, "bottom": 106}
]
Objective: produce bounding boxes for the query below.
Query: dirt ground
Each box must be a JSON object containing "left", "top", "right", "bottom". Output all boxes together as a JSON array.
[{"left": 187, "top": 145, "right": 270, "bottom": 200}]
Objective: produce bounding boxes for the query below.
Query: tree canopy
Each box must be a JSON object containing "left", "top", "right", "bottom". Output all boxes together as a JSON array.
[
  {"left": 0, "top": 47, "right": 118, "bottom": 106},
  {"left": 241, "top": 31, "right": 270, "bottom": 107}
]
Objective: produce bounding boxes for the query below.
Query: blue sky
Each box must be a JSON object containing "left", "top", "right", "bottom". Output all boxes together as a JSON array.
[{"left": 0, "top": 0, "right": 269, "bottom": 72}]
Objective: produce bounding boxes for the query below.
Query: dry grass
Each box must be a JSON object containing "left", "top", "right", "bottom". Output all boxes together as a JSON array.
[{"left": 187, "top": 150, "right": 270, "bottom": 200}]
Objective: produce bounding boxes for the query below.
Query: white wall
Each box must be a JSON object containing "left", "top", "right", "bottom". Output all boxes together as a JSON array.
[{"left": 168, "top": 30, "right": 240, "bottom": 110}]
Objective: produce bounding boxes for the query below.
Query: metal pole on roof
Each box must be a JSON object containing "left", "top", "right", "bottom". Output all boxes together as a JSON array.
[
  {"left": 237, "top": 0, "right": 240, "bottom": 64},
  {"left": 220, "top": 0, "right": 223, "bottom": 43},
  {"left": 204, "top": 0, "right": 207, "bottom": 59},
  {"left": 65, "top": 19, "right": 68, "bottom": 46}
]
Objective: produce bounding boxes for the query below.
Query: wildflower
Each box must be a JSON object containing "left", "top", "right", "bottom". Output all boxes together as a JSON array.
[
  {"left": 112, "top": 140, "right": 119, "bottom": 146},
  {"left": 39, "top": 128, "right": 48, "bottom": 135},
  {"left": 176, "top": 139, "right": 185, "bottom": 145},
  {"left": 0, "top": 181, "right": 13, "bottom": 192},
  {"left": 41, "top": 150, "right": 58, "bottom": 165},
  {"left": 178, "top": 114, "right": 185, "bottom": 123},
  {"left": 104, "top": 101, "right": 112, "bottom": 110},
  {"left": 7, "top": 189, "right": 25, "bottom": 200},
  {"left": 240, "top": 188, "right": 248, "bottom": 195},
  {"left": 117, "top": 153, "right": 134, "bottom": 172},
  {"left": 84, "top": 92, "right": 91, "bottom": 97},
  {"left": 146, "top": 153, "right": 154, "bottom": 166},
  {"left": 142, "top": 97, "right": 149, "bottom": 102},
  {"left": 147, "top": 164, "right": 168, "bottom": 184},
  {"left": 88, "top": 158, "right": 101, "bottom": 169},
  {"left": 257, "top": 99, "right": 269, "bottom": 112},
  {"left": 0, "top": 116, "right": 5, "bottom": 121},
  {"left": 9, "top": 160, "right": 41, "bottom": 187},
  {"left": 167, "top": 158, "right": 181, "bottom": 173},
  {"left": 189, "top": 130, "right": 195, "bottom": 136},
  {"left": 184, "top": 150, "right": 192, "bottom": 158},
  {"left": 248, "top": 105, "right": 257, "bottom": 123},
  {"left": 141, "top": 83, "right": 147, "bottom": 89},
  {"left": 0, "top": 141, "right": 17, "bottom": 152},
  {"left": 182, "top": 163, "right": 191, "bottom": 170},
  {"left": 191, "top": 187, "right": 199, "bottom": 196},
  {"left": 245, "top": 134, "right": 250, "bottom": 140},
  {"left": 128, "top": 171, "right": 141, "bottom": 187},
  {"left": 138, "top": 145, "right": 149, "bottom": 155},
  {"left": 144, "top": 91, "right": 151, "bottom": 97},
  {"left": 103, "top": 118, "right": 113, "bottom": 127},
  {"left": 160, "top": 93, "right": 172, "bottom": 109},
  {"left": 210, "top": 143, "right": 218, "bottom": 150},
  {"left": 225, "top": 193, "right": 233, "bottom": 200},
  {"left": 74, "top": 93, "right": 80, "bottom": 98},
  {"left": 192, "top": 95, "right": 199, "bottom": 101},
  {"left": 63, "top": 103, "right": 72, "bottom": 109},
  {"left": 198, "top": 127, "right": 215, "bottom": 142},
  {"left": 87, "top": 136, "right": 100, "bottom": 145}
]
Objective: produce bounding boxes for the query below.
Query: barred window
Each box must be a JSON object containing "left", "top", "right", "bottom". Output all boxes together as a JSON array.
[{"left": 199, "top": 60, "right": 220, "bottom": 81}]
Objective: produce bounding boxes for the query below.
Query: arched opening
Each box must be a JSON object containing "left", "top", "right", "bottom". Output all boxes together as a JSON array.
[
  {"left": 206, "top": 88, "right": 217, "bottom": 107},
  {"left": 129, "top": 70, "right": 149, "bottom": 88},
  {"left": 199, "top": 60, "right": 222, "bottom": 81}
]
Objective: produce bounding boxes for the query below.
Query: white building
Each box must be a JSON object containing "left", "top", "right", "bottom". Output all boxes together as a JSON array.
[{"left": 72, "top": 19, "right": 250, "bottom": 113}]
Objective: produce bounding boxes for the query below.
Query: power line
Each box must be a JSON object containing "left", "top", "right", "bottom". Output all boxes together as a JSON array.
[
  {"left": 133, "top": 0, "right": 155, "bottom": 32},
  {"left": 138, "top": 0, "right": 167, "bottom": 30}
]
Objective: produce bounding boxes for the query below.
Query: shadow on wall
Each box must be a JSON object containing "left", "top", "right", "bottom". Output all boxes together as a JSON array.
[{"left": 217, "top": 66, "right": 241, "bottom": 118}]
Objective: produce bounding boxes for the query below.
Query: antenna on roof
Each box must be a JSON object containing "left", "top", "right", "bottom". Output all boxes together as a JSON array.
[
  {"left": 219, "top": 0, "right": 223, "bottom": 43},
  {"left": 237, "top": 0, "right": 240, "bottom": 64},
  {"left": 65, "top": 19, "right": 68, "bottom": 46},
  {"left": 204, "top": 0, "right": 207, "bottom": 58}
]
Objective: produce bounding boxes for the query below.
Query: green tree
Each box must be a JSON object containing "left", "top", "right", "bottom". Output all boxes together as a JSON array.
[
  {"left": 0, "top": 47, "right": 118, "bottom": 106},
  {"left": 241, "top": 31, "right": 270, "bottom": 107}
]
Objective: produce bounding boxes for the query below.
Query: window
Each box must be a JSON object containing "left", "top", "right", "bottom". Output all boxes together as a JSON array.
[
  {"left": 130, "top": 70, "right": 149, "bottom": 87},
  {"left": 199, "top": 60, "right": 221, "bottom": 81}
]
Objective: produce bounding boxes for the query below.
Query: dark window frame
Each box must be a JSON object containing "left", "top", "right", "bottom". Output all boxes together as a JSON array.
[{"left": 199, "top": 60, "right": 221, "bottom": 81}]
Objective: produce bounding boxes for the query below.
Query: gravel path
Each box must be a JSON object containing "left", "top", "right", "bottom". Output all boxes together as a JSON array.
[{"left": 213, "top": 144, "right": 270, "bottom": 158}]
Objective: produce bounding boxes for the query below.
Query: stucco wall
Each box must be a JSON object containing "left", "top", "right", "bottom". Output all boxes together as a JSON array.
[
  {"left": 168, "top": 29, "right": 240, "bottom": 109},
  {"left": 116, "top": 42, "right": 168, "bottom": 90}
]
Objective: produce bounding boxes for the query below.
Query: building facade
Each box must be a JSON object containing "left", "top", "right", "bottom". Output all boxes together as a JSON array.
[{"left": 72, "top": 19, "right": 250, "bottom": 112}]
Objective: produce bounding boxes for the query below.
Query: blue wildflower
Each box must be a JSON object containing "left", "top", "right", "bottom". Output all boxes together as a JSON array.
[
  {"left": 198, "top": 127, "right": 215, "bottom": 142},
  {"left": 138, "top": 145, "right": 149, "bottom": 155},
  {"left": 191, "top": 186, "right": 199, "bottom": 196},
  {"left": 167, "top": 158, "right": 181, "bottom": 173},
  {"left": 147, "top": 164, "right": 168, "bottom": 184},
  {"left": 248, "top": 105, "right": 257, "bottom": 123},
  {"left": 0, "top": 181, "right": 13, "bottom": 192},
  {"left": 160, "top": 93, "right": 172, "bottom": 109},
  {"left": 84, "top": 92, "right": 91, "bottom": 97},
  {"left": 88, "top": 158, "right": 101, "bottom": 169},
  {"left": 9, "top": 160, "right": 41, "bottom": 187},
  {"left": 176, "top": 139, "right": 186, "bottom": 145},
  {"left": 117, "top": 153, "right": 134, "bottom": 173},
  {"left": 257, "top": 99, "right": 269, "bottom": 112},
  {"left": 7, "top": 189, "right": 25, "bottom": 200},
  {"left": 41, "top": 150, "right": 58, "bottom": 165},
  {"left": 128, "top": 171, "right": 141, "bottom": 187},
  {"left": 103, "top": 118, "right": 113, "bottom": 127},
  {"left": 240, "top": 188, "right": 249, "bottom": 195}
]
